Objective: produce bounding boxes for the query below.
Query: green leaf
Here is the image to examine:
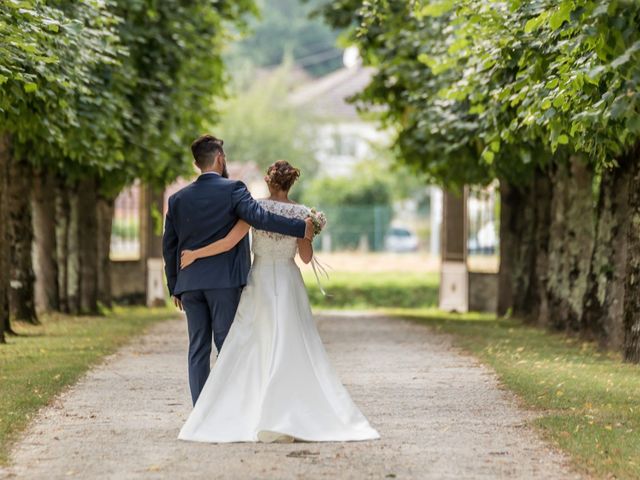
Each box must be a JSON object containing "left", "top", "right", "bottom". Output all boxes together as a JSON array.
[
  {"left": 524, "top": 13, "right": 547, "bottom": 33},
  {"left": 557, "top": 134, "right": 569, "bottom": 145},
  {"left": 448, "top": 37, "right": 469, "bottom": 55},
  {"left": 586, "top": 65, "right": 605, "bottom": 84},
  {"left": 611, "top": 40, "right": 640, "bottom": 69},
  {"left": 627, "top": 115, "right": 640, "bottom": 134},
  {"left": 417, "top": 53, "right": 455, "bottom": 74},
  {"left": 549, "top": 2, "right": 573, "bottom": 30},
  {"left": 482, "top": 150, "right": 495, "bottom": 164},
  {"left": 23, "top": 82, "right": 38, "bottom": 93},
  {"left": 417, "top": 53, "right": 432, "bottom": 66},
  {"left": 419, "top": 0, "right": 455, "bottom": 18}
]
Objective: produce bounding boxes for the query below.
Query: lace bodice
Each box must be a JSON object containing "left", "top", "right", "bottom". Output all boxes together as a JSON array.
[{"left": 252, "top": 200, "right": 310, "bottom": 259}]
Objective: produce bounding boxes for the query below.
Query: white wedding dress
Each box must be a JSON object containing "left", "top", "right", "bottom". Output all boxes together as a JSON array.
[{"left": 178, "top": 200, "right": 380, "bottom": 443}]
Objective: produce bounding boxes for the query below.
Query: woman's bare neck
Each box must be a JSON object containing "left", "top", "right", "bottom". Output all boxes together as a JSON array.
[{"left": 267, "top": 191, "right": 294, "bottom": 203}]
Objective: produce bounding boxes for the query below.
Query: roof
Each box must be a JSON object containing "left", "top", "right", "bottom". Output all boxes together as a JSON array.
[{"left": 288, "top": 65, "right": 375, "bottom": 120}]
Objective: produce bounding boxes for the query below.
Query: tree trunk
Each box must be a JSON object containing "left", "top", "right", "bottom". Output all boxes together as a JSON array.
[
  {"left": 497, "top": 169, "right": 553, "bottom": 322},
  {"left": 55, "top": 179, "right": 70, "bottom": 313},
  {"left": 582, "top": 159, "right": 631, "bottom": 349},
  {"left": 78, "top": 177, "right": 99, "bottom": 315},
  {"left": 522, "top": 169, "right": 553, "bottom": 326},
  {"left": 33, "top": 171, "right": 59, "bottom": 313},
  {"left": 148, "top": 186, "right": 165, "bottom": 258},
  {"left": 545, "top": 158, "right": 595, "bottom": 332},
  {"left": 497, "top": 180, "right": 524, "bottom": 316},
  {"left": 0, "top": 134, "right": 12, "bottom": 342},
  {"left": 97, "top": 195, "right": 115, "bottom": 309},
  {"left": 66, "top": 186, "right": 81, "bottom": 315},
  {"left": 623, "top": 150, "right": 640, "bottom": 362},
  {"left": 7, "top": 155, "right": 38, "bottom": 324}
]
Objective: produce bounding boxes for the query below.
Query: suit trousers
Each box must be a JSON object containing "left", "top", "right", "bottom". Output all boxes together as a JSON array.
[{"left": 181, "top": 287, "right": 242, "bottom": 405}]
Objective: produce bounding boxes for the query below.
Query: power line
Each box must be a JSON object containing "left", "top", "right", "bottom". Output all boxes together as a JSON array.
[{"left": 262, "top": 47, "right": 343, "bottom": 69}]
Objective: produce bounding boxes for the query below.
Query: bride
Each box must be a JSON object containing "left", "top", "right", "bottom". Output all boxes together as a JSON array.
[{"left": 177, "top": 160, "right": 379, "bottom": 443}]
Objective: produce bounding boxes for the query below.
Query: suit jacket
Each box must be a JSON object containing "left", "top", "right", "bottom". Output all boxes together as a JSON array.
[{"left": 162, "top": 174, "right": 306, "bottom": 296}]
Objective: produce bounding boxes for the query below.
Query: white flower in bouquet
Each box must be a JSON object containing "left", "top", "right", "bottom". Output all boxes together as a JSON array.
[{"left": 309, "top": 208, "right": 327, "bottom": 236}]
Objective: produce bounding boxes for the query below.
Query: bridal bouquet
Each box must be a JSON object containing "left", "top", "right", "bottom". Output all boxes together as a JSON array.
[{"left": 309, "top": 208, "right": 327, "bottom": 236}]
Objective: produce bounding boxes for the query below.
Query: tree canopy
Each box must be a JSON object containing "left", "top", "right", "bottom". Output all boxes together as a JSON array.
[
  {"left": 1, "top": 0, "right": 254, "bottom": 192},
  {"left": 323, "top": 0, "right": 640, "bottom": 186},
  {"left": 0, "top": 0, "right": 256, "bottom": 330}
]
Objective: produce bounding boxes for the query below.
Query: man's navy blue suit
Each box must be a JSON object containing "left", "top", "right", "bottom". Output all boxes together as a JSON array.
[{"left": 162, "top": 172, "right": 306, "bottom": 404}]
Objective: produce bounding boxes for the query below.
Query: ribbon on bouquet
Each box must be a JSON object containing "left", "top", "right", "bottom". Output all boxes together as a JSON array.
[{"left": 311, "top": 255, "right": 331, "bottom": 297}]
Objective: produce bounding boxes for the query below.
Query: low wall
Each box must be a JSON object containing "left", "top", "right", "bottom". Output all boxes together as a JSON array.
[
  {"left": 112, "top": 259, "right": 499, "bottom": 312},
  {"left": 468, "top": 271, "right": 498, "bottom": 313},
  {"left": 111, "top": 260, "right": 146, "bottom": 304}
]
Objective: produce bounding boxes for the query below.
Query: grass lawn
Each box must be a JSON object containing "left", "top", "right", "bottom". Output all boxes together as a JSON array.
[
  {"left": 389, "top": 309, "right": 640, "bottom": 479},
  {"left": 303, "top": 271, "right": 439, "bottom": 309},
  {"left": 0, "top": 306, "right": 177, "bottom": 465}
]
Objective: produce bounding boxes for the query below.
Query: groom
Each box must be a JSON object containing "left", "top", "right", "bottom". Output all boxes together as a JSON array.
[{"left": 162, "top": 134, "right": 314, "bottom": 404}]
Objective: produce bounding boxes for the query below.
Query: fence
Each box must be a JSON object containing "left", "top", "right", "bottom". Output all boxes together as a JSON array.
[
  {"left": 467, "top": 185, "right": 499, "bottom": 255},
  {"left": 107, "top": 184, "right": 498, "bottom": 259},
  {"left": 110, "top": 184, "right": 141, "bottom": 260},
  {"left": 314, "top": 205, "right": 393, "bottom": 252},
  {"left": 313, "top": 185, "right": 498, "bottom": 259}
]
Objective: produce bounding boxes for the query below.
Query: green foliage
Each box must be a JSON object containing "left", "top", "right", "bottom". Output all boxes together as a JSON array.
[
  {"left": 111, "top": 217, "right": 139, "bottom": 239},
  {"left": 443, "top": 0, "right": 640, "bottom": 169},
  {"left": 302, "top": 170, "right": 393, "bottom": 249},
  {"left": 0, "top": 0, "right": 255, "bottom": 194},
  {"left": 113, "top": 0, "right": 255, "bottom": 190},
  {"left": 0, "top": 0, "right": 128, "bottom": 172},
  {"left": 322, "top": 0, "right": 640, "bottom": 187}
]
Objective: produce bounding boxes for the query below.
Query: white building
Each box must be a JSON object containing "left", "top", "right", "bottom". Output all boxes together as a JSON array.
[{"left": 288, "top": 57, "right": 390, "bottom": 177}]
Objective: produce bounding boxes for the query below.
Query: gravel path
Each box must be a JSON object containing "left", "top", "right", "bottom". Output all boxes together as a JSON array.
[{"left": 2, "top": 312, "right": 582, "bottom": 479}]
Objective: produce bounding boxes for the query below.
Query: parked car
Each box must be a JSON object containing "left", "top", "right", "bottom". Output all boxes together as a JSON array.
[{"left": 385, "top": 226, "right": 419, "bottom": 252}]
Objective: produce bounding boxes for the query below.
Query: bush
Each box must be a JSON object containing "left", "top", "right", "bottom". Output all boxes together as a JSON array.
[{"left": 302, "top": 175, "right": 393, "bottom": 251}]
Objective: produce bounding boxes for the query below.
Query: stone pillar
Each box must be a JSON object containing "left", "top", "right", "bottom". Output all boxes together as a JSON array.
[
  {"left": 429, "top": 186, "right": 442, "bottom": 255},
  {"left": 140, "top": 185, "right": 166, "bottom": 307},
  {"left": 439, "top": 187, "right": 469, "bottom": 312}
]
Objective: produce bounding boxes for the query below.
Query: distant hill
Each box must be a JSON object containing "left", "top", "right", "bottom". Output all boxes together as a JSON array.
[{"left": 227, "top": 0, "right": 343, "bottom": 77}]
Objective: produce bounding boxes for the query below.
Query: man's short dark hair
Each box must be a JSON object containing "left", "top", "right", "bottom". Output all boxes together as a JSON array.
[{"left": 191, "top": 134, "right": 224, "bottom": 169}]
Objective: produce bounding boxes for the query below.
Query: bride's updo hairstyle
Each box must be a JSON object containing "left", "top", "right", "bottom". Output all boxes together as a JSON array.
[{"left": 266, "top": 160, "right": 300, "bottom": 192}]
